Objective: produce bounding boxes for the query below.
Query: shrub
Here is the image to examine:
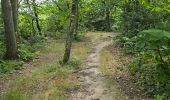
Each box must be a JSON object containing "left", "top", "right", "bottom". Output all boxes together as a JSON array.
[
  {"left": 128, "top": 29, "right": 170, "bottom": 98},
  {"left": 0, "top": 60, "right": 24, "bottom": 74}
]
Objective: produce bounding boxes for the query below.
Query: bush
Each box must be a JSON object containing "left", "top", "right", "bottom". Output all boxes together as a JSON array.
[
  {"left": 0, "top": 60, "right": 24, "bottom": 74},
  {"left": 59, "top": 57, "right": 81, "bottom": 69},
  {"left": 18, "top": 43, "right": 38, "bottom": 61},
  {"left": 129, "top": 52, "right": 170, "bottom": 98},
  {"left": 74, "top": 31, "right": 85, "bottom": 42},
  {"left": 128, "top": 29, "right": 170, "bottom": 98},
  {"left": 121, "top": 1, "right": 161, "bottom": 38}
]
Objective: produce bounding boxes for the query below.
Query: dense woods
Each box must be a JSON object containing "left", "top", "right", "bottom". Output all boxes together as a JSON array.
[{"left": 0, "top": 0, "right": 170, "bottom": 100}]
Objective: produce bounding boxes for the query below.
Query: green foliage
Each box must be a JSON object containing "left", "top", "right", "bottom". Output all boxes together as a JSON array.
[
  {"left": 121, "top": 1, "right": 159, "bottom": 38},
  {"left": 127, "top": 29, "right": 170, "bottom": 98},
  {"left": 74, "top": 31, "right": 85, "bottom": 42},
  {"left": 19, "top": 14, "right": 34, "bottom": 38},
  {"left": 140, "top": 29, "right": 170, "bottom": 40},
  {"left": 119, "top": 2, "right": 170, "bottom": 98},
  {"left": 46, "top": 14, "right": 68, "bottom": 33},
  {"left": 137, "top": 29, "right": 170, "bottom": 58},
  {"left": 0, "top": 37, "right": 5, "bottom": 58},
  {"left": 0, "top": 0, "right": 169, "bottom": 98},
  {"left": 139, "top": 0, "right": 170, "bottom": 12},
  {"left": 117, "top": 36, "right": 136, "bottom": 53},
  {"left": 0, "top": 60, "right": 24, "bottom": 74},
  {"left": 154, "top": 94, "right": 164, "bottom": 100},
  {"left": 60, "top": 57, "right": 81, "bottom": 69},
  {"left": 0, "top": 35, "right": 44, "bottom": 74},
  {"left": 18, "top": 35, "right": 45, "bottom": 61},
  {"left": 18, "top": 43, "right": 37, "bottom": 61},
  {"left": 65, "top": 57, "right": 81, "bottom": 68},
  {"left": 129, "top": 52, "right": 170, "bottom": 97}
]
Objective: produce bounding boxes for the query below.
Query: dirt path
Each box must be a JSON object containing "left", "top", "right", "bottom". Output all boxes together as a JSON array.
[
  {"left": 68, "top": 34, "right": 129, "bottom": 100},
  {"left": 0, "top": 33, "right": 138, "bottom": 100}
]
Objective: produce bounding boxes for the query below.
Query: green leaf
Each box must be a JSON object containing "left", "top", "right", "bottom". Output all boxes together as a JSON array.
[{"left": 140, "top": 29, "right": 170, "bottom": 41}]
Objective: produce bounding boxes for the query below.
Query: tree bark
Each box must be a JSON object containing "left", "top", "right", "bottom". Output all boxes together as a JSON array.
[
  {"left": 1, "top": 0, "right": 18, "bottom": 60},
  {"left": 32, "top": 18, "right": 36, "bottom": 36},
  {"left": 74, "top": 0, "right": 79, "bottom": 40},
  {"left": 102, "top": 0, "right": 111, "bottom": 32},
  {"left": 10, "top": 0, "right": 18, "bottom": 35},
  {"left": 63, "top": 0, "right": 78, "bottom": 64},
  {"left": 105, "top": 0, "right": 111, "bottom": 32},
  {"left": 32, "top": 0, "right": 42, "bottom": 35},
  {"left": 105, "top": 7, "right": 111, "bottom": 31}
]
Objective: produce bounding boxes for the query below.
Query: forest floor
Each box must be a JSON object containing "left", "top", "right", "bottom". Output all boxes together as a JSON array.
[
  {"left": 67, "top": 33, "right": 129, "bottom": 100},
  {"left": 0, "top": 32, "right": 150, "bottom": 100}
]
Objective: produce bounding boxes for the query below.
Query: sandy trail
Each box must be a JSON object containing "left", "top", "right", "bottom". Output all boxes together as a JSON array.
[{"left": 68, "top": 34, "right": 129, "bottom": 100}]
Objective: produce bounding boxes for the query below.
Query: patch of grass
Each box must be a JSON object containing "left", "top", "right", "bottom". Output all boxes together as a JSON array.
[
  {"left": 86, "top": 32, "right": 112, "bottom": 42},
  {"left": 63, "top": 57, "right": 81, "bottom": 69},
  {"left": 100, "top": 48, "right": 114, "bottom": 75},
  {"left": 2, "top": 37, "right": 91, "bottom": 100},
  {"left": 99, "top": 42, "right": 131, "bottom": 76},
  {"left": 5, "top": 89, "right": 29, "bottom": 100},
  {"left": 40, "top": 39, "right": 65, "bottom": 55},
  {"left": 47, "top": 31, "right": 66, "bottom": 39},
  {"left": 3, "top": 61, "right": 78, "bottom": 100},
  {"left": 72, "top": 42, "right": 91, "bottom": 62}
]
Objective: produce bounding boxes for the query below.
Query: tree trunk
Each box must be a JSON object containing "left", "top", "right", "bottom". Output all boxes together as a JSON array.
[
  {"left": 106, "top": 8, "right": 111, "bottom": 31},
  {"left": 1, "top": 0, "right": 18, "bottom": 60},
  {"left": 32, "top": 0, "right": 42, "bottom": 35},
  {"left": 10, "top": 0, "right": 18, "bottom": 35},
  {"left": 32, "top": 18, "right": 36, "bottom": 36},
  {"left": 74, "top": 0, "right": 79, "bottom": 40},
  {"left": 102, "top": 0, "right": 111, "bottom": 32},
  {"left": 63, "top": 0, "right": 77, "bottom": 64}
]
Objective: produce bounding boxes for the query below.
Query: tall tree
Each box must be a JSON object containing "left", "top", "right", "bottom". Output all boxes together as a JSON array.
[
  {"left": 105, "top": 5, "right": 111, "bottom": 31},
  {"left": 102, "top": 0, "right": 111, "bottom": 31},
  {"left": 10, "top": 0, "right": 19, "bottom": 35},
  {"left": 63, "top": 0, "right": 78, "bottom": 64},
  {"left": 74, "top": 0, "right": 79, "bottom": 40},
  {"left": 1, "top": 0, "right": 18, "bottom": 59},
  {"left": 32, "top": 0, "right": 42, "bottom": 35}
]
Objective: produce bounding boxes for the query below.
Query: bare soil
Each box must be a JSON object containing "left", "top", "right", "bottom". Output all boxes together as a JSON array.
[{"left": 68, "top": 34, "right": 129, "bottom": 100}]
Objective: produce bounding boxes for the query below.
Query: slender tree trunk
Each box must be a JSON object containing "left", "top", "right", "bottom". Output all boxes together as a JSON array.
[
  {"left": 10, "top": 0, "right": 18, "bottom": 35},
  {"left": 102, "top": 0, "right": 111, "bottom": 31},
  {"left": 1, "top": 0, "right": 18, "bottom": 60},
  {"left": 32, "top": 0, "right": 42, "bottom": 35},
  {"left": 74, "top": 0, "right": 79, "bottom": 40},
  {"left": 63, "top": 0, "right": 77, "bottom": 64},
  {"left": 105, "top": 6, "right": 111, "bottom": 31},
  {"left": 32, "top": 18, "right": 36, "bottom": 36}
]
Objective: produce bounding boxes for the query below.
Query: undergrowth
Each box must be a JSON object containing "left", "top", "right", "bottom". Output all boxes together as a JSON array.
[
  {"left": 1, "top": 33, "right": 92, "bottom": 100},
  {"left": 3, "top": 58, "right": 80, "bottom": 100},
  {"left": 0, "top": 35, "right": 45, "bottom": 74},
  {"left": 117, "top": 29, "right": 170, "bottom": 99}
]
